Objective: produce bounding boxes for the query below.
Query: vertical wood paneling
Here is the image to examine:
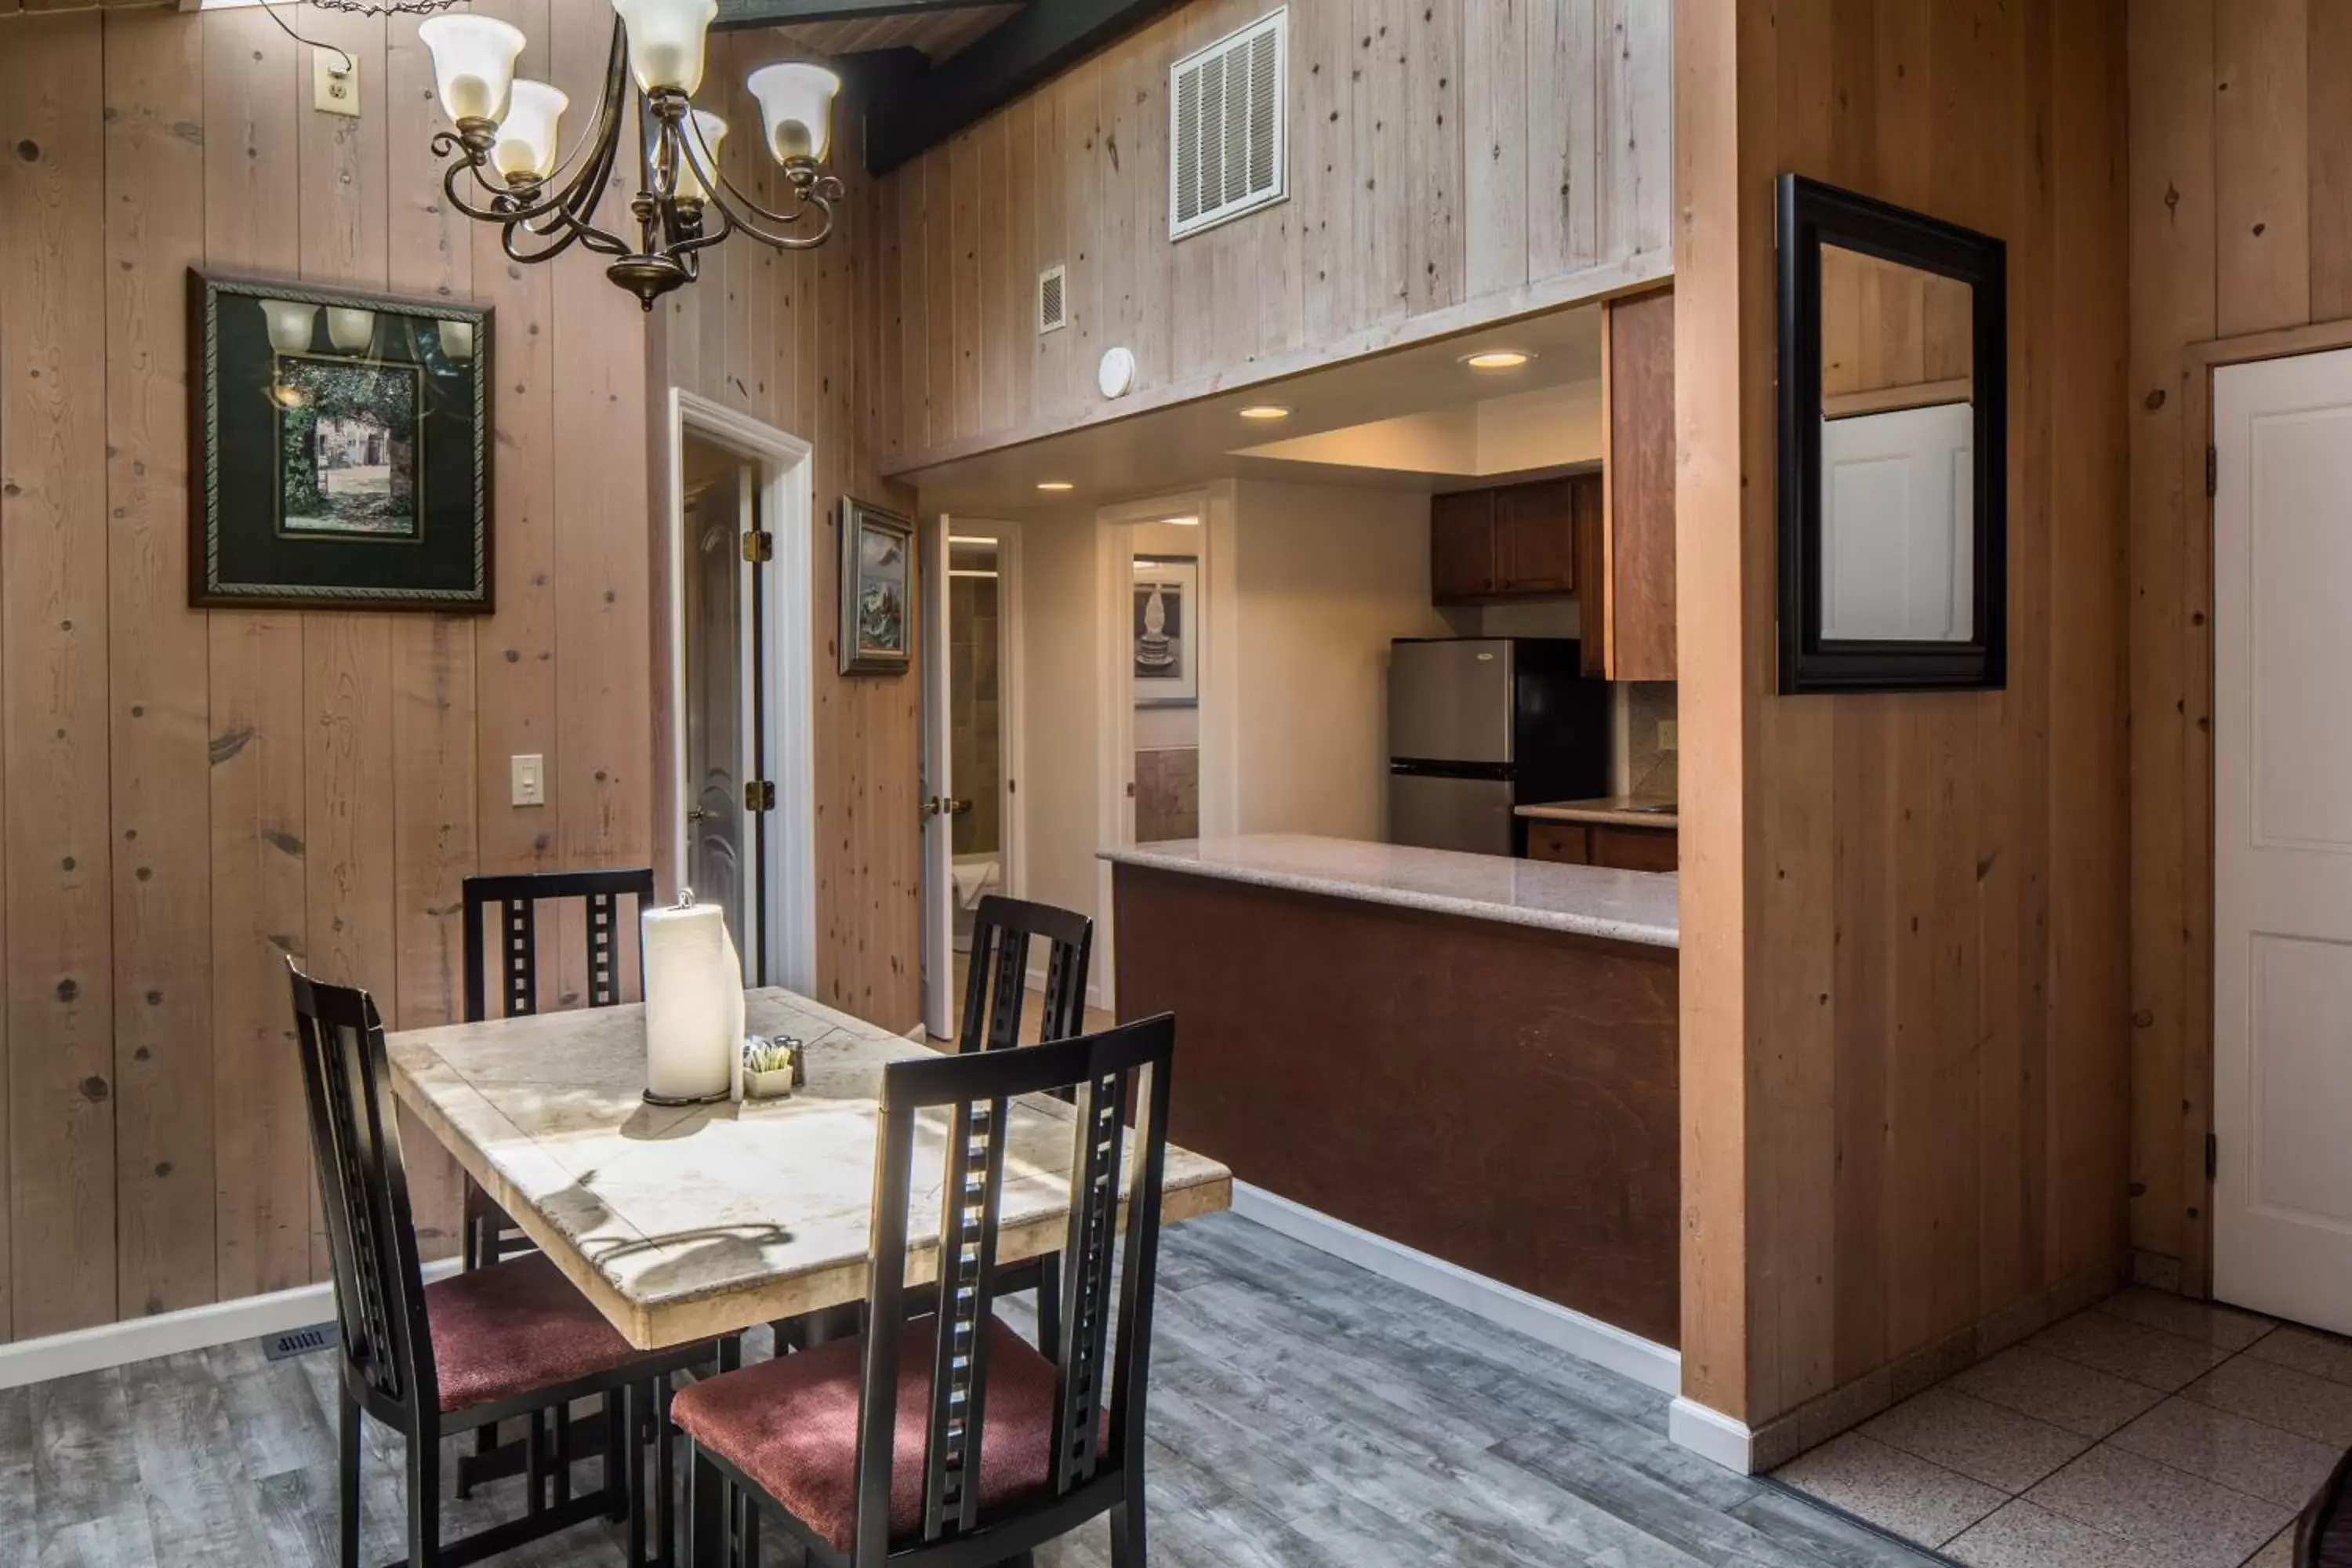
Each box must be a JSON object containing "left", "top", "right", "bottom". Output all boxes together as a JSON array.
[
  {"left": 1, "top": 11, "right": 116, "bottom": 1339},
  {"left": 1528, "top": 0, "right": 1601, "bottom": 281},
  {"left": 1677, "top": 0, "right": 2130, "bottom": 1428},
  {"left": 2213, "top": 0, "right": 2309, "bottom": 338},
  {"left": 1405, "top": 0, "right": 1462, "bottom": 316},
  {"left": 1463, "top": 0, "right": 1530, "bottom": 299},
  {"left": 103, "top": 8, "right": 215, "bottom": 1320}
]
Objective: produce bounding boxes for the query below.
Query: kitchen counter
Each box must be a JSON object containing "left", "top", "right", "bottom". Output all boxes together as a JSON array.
[
  {"left": 1100, "top": 833, "right": 1678, "bottom": 949},
  {"left": 1515, "top": 796, "right": 1680, "bottom": 829},
  {"left": 1109, "top": 833, "right": 1682, "bottom": 1347}
]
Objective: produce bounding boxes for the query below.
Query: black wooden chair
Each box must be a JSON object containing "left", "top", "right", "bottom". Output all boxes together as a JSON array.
[
  {"left": 671, "top": 1014, "right": 1176, "bottom": 1568},
  {"left": 952, "top": 895, "right": 1094, "bottom": 1354},
  {"left": 288, "top": 960, "right": 712, "bottom": 1568}
]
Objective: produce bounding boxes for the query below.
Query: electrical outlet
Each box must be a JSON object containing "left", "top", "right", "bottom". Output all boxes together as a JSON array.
[
  {"left": 1658, "top": 720, "right": 1679, "bottom": 753},
  {"left": 510, "top": 754, "right": 546, "bottom": 808},
  {"left": 314, "top": 49, "right": 360, "bottom": 118}
]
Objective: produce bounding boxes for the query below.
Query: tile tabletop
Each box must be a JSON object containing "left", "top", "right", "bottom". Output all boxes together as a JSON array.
[{"left": 388, "top": 989, "right": 1232, "bottom": 1350}]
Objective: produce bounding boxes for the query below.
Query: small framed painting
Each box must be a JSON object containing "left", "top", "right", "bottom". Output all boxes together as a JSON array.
[
  {"left": 838, "top": 497, "right": 914, "bottom": 675},
  {"left": 188, "top": 270, "right": 492, "bottom": 612},
  {"left": 1133, "top": 554, "right": 1199, "bottom": 706}
]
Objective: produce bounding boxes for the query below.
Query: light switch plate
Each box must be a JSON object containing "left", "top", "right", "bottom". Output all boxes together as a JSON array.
[
  {"left": 510, "top": 753, "right": 546, "bottom": 808},
  {"left": 314, "top": 49, "right": 360, "bottom": 117},
  {"left": 1658, "top": 720, "right": 1679, "bottom": 752}
]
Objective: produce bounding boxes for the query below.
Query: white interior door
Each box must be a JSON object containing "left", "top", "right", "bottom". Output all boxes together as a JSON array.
[
  {"left": 2213, "top": 345, "right": 2352, "bottom": 1333},
  {"left": 920, "top": 511, "right": 955, "bottom": 1040},
  {"left": 1819, "top": 400, "right": 1975, "bottom": 641},
  {"left": 681, "top": 451, "right": 761, "bottom": 982}
]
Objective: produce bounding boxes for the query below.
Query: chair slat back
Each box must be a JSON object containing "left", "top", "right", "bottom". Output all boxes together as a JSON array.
[
  {"left": 958, "top": 896, "right": 1092, "bottom": 1054},
  {"left": 852, "top": 1015, "right": 1175, "bottom": 1567},
  {"left": 287, "top": 961, "right": 434, "bottom": 1417},
  {"left": 460, "top": 867, "right": 657, "bottom": 1022}
]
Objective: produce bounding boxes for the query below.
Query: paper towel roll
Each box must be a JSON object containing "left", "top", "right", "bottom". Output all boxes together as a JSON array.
[{"left": 641, "top": 898, "right": 744, "bottom": 1104}]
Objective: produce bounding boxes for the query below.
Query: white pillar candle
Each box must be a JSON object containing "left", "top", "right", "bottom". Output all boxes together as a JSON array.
[{"left": 641, "top": 898, "right": 744, "bottom": 1103}]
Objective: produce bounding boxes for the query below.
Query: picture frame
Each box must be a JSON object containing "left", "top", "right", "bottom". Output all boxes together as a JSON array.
[
  {"left": 837, "top": 496, "right": 915, "bottom": 676},
  {"left": 187, "top": 270, "right": 493, "bottom": 613},
  {"left": 1132, "top": 554, "right": 1200, "bottom": 707}
]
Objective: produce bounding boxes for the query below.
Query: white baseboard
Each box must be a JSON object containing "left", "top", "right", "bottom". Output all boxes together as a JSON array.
[
  {"left": 1227, "top": 1181, "right": 1682, "bottom": 1398},
  {"left": 0, "top": 1259, "right": 460, "bottom": 1392},
  {"left": 1668, "top": 1396, "right": 1756, "bottom": 1474}
]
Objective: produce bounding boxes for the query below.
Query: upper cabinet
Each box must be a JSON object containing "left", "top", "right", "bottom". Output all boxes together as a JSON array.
[
  {"left": 1432, "top": 475, "right": 1595, "bottom": 604},
  {"left": 1594, "top": 287, "right": 1678, "bottom": 681}
]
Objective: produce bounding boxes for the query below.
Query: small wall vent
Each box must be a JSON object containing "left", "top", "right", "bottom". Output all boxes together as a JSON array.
[
  {"left": 1169, "top": 7, "right": 1287, "bottom": 241},
  {"left": 1038, "top": 263, "right": 1068, "bottom": 334}
]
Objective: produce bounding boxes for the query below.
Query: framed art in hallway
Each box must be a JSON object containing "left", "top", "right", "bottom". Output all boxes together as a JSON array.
[
  {"left": 1134, "top": 554, "right": 1199, "bottom": 706},
  {"left": 838, "top": 495, "right": 914, "bottom": 675},
  {"left": 187, "top": 270, "right": 492, "bottom": 613}
]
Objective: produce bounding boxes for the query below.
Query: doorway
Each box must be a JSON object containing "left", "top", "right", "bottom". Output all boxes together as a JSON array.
[
  {"left": 665, "top": 390, "right": 817, "bottom": 994},
  {"left": 2211, "top": 343, "right": 2352, "bottom": 1334},
  {"left": 919, "top": 517, "right": 1025, "bottom": 1040}
]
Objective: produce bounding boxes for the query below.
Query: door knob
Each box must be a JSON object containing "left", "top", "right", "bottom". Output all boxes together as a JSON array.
[{"left": 685, "top": 808, "right": 710, "bottom": 823}]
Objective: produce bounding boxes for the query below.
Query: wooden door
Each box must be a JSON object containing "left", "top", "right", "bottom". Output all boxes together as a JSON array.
[
  {"left": 1430, "top": 488, "right": 1497, "bottom": 602},
  {"left": 1496, "top": 478, "right": 1578, "bottom": 593},
  {"left": 2212, "top": 347, "right": 2352, "bottom": 1334},
  {"left": 1603, "top": 287, "right": 1677, "bottom": 680}
]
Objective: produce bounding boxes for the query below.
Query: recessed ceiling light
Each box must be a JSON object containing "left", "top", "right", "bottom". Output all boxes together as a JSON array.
[
  {"left": 1462, "top": 349, "right": 1534, "bottom": 370},
  {"left": 1237, "top": 404, "right": 1293, "bottom": 420},
  {"left": 1036, "top": 481, "right": 1075, "bottom": 492}
]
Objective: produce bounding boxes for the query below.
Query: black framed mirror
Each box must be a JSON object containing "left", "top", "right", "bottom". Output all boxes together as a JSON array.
[{"left": 1777, "top": 174, "right": 2006, "bottom": 693}]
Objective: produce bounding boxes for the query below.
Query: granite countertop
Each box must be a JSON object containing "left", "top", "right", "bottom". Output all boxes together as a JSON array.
[
  {"left": 1515, "top": 796, "right": 1680, "bottom": 829},
  {"left": 1101, "top": 833, "right": 1678, "bottom": 949}
]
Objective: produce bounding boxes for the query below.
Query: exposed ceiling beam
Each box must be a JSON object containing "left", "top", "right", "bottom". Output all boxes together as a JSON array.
[
  {"left": 862, "top": 0, "right": 1181, "bottom": 174},
  {"left": 713, "top": 0, "right": 1013, "bottom": 30}
]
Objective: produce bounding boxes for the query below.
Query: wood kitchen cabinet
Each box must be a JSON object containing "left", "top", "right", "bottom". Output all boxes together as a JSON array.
[
  {"left": 1527, "top": 820, "right": 1679, "bottom": 873},
  {"left": 1432, "top": 474, "right": 1595, "bottom": 604},
  {"left": 1584, "top": 286, "right": 1678, "bottom": 681}
]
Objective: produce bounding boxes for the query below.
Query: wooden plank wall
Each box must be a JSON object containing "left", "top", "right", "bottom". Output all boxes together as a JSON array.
[
  {"left": 658, "top": 38, "right": 924, "bottom": 1030},
  {"left": 2124, "top": 0, "right": 2352, "bottom": 1293},
  {"left": 876, "top": 0, "right": 1674, "bottom": 474},
  {"left": 1673, "top": 0, "right": 2132, "bottom": 1428},
  {"left": 0, "top": 5, "right": 660, "bottom": 1342}
]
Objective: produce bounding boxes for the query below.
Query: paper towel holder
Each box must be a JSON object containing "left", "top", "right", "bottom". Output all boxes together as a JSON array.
[{"left": 641, "top": 886, "right": 745, "bottom": 1109}]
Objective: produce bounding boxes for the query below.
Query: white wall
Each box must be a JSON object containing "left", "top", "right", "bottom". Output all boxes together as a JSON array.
[
  {"left": 1011, "top": 479, "right": 1446, "bottom": 927},
  {"left": 1227, "top": 481, "right": 1451, "bottom": 839}
]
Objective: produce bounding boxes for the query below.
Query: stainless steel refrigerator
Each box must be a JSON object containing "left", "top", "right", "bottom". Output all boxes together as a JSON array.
[{"left": 1386, "top": 637, "right": 1612, "bottom": 856}]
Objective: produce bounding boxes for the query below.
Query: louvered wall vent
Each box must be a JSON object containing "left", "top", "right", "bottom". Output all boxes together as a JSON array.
[
  {"left": 1038, "top": 263, "right": 1068, "bottom": 334},
  {"left": 1169, "top": 7, "right": 1288, "bottom": 241}
]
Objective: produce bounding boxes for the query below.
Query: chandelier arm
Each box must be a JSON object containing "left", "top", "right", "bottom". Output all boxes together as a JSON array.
[
  {"left": 666, "top": 203, "right": 738, "bottom": 263},
  {"left": 502, "top": 201, "right": 635, "bottom": 267},
  {"left": 693, "top": 142, "right": 843, "bottom": 233},
  {"left": 704, "top": 183, "right": 843, "bottom": 252}
]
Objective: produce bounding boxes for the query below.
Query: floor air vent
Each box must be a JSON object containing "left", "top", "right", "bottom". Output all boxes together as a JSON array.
[
  {"left": 262, "top": 1322, "right": 339, "bottom": 1361},
  {"left": 1169, "top": 7, "right": 1287, "bottom": 240}
]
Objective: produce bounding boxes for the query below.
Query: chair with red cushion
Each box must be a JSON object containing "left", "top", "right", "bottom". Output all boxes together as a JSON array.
[
  {"left": 672, "top": 1014, "right": 1177, "bottom": 1568},
  {"left": 289, "top": 960, "right": 713, "bottom": 1568},
  {"left": 2301, "top": 1445, "right": 2352, "bottom": 1567}
]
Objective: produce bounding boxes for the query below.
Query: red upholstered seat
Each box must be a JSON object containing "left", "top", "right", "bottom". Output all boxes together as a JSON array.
[
  {"left": 671, "top": 1316, "right": 1100, "bottom": 1555},
  {"left": 425, "top": 1252, "right": 663, "bottom": 1414}
]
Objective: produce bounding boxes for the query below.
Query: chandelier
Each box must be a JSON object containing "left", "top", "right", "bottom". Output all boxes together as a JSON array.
[{"left": 418, "top": 2, "right": 844, "bottom": 310}]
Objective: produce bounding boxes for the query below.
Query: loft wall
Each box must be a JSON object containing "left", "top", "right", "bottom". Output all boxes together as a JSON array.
[
  {"left": 874, "top": 0, "right": 1675, "bottom": 473},
  {"left": 1675, "top": 0, "right": 2132, "bottom": 1438}
]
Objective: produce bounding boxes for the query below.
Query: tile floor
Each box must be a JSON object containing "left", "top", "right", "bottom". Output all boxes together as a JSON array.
[{"left": 1773, "top": 1287, "right": 2350, "bottom": 1567}]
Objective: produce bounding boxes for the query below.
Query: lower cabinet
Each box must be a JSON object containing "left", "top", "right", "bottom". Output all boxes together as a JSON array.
[{"left": 1526, "top": 821, "right": 1678, "bottom": 873}]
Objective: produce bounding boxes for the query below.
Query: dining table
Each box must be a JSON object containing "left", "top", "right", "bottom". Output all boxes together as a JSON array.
[{"left": 386, "top": 987, "right": 1233, "bottom": 1352}]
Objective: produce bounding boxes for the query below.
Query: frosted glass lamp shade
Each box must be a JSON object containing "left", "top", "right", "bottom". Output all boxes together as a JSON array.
[
  {"left": 259, "top": 299, "right": 318, "bottom": 355},
  {"left": 491, "top": 81, "right": 569, "bottom": 183},
  {"left": 438, "top": 321, "right": 477, "bottom": 362},
  {"left": 745, "top": 62, "right": 839, "bottom": 164},
  {"left": 612, "top": 0, "right": 717, "bottom": 96},
  {"left": 675, "top": 111, "right": 728, "bottom": 202},
  {"left": 416, "top": 16, "right": 526, "bottom": 125},
  {"left": 326, "top": 307, "right": 377, "bottom": 354}
]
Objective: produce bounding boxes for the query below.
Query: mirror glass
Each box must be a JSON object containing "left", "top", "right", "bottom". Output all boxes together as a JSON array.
[{"left": 1816, "top": 244, "right": 1976, "bottom": 642}]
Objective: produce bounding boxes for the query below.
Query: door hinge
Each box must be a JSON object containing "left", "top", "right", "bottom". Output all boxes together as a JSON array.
[
  {"left": 2205, "top": 1132, "right": 2218, "bottom": 1182},
  {"left": 2206, "top": 445, "right": 2217, "bottom": 499},
  {"left": 742, "top": 529, "right": 775, "bottom": 564},
  {"left": 744, "top": 779, "right": 775, "bottom": 812}
]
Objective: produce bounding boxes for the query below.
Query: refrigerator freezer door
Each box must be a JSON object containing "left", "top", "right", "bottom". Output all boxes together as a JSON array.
[
  {"left": 1389, "top": 772, "right": 1517, "bottom": 856},
  {"left": 1388, "top": 640, "right": 1515, "bottom": 764}
]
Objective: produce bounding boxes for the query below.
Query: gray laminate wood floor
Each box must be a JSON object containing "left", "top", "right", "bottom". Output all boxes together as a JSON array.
[{"left": 9, "top": 1213, "right": 1941, "bottom": 1567}]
